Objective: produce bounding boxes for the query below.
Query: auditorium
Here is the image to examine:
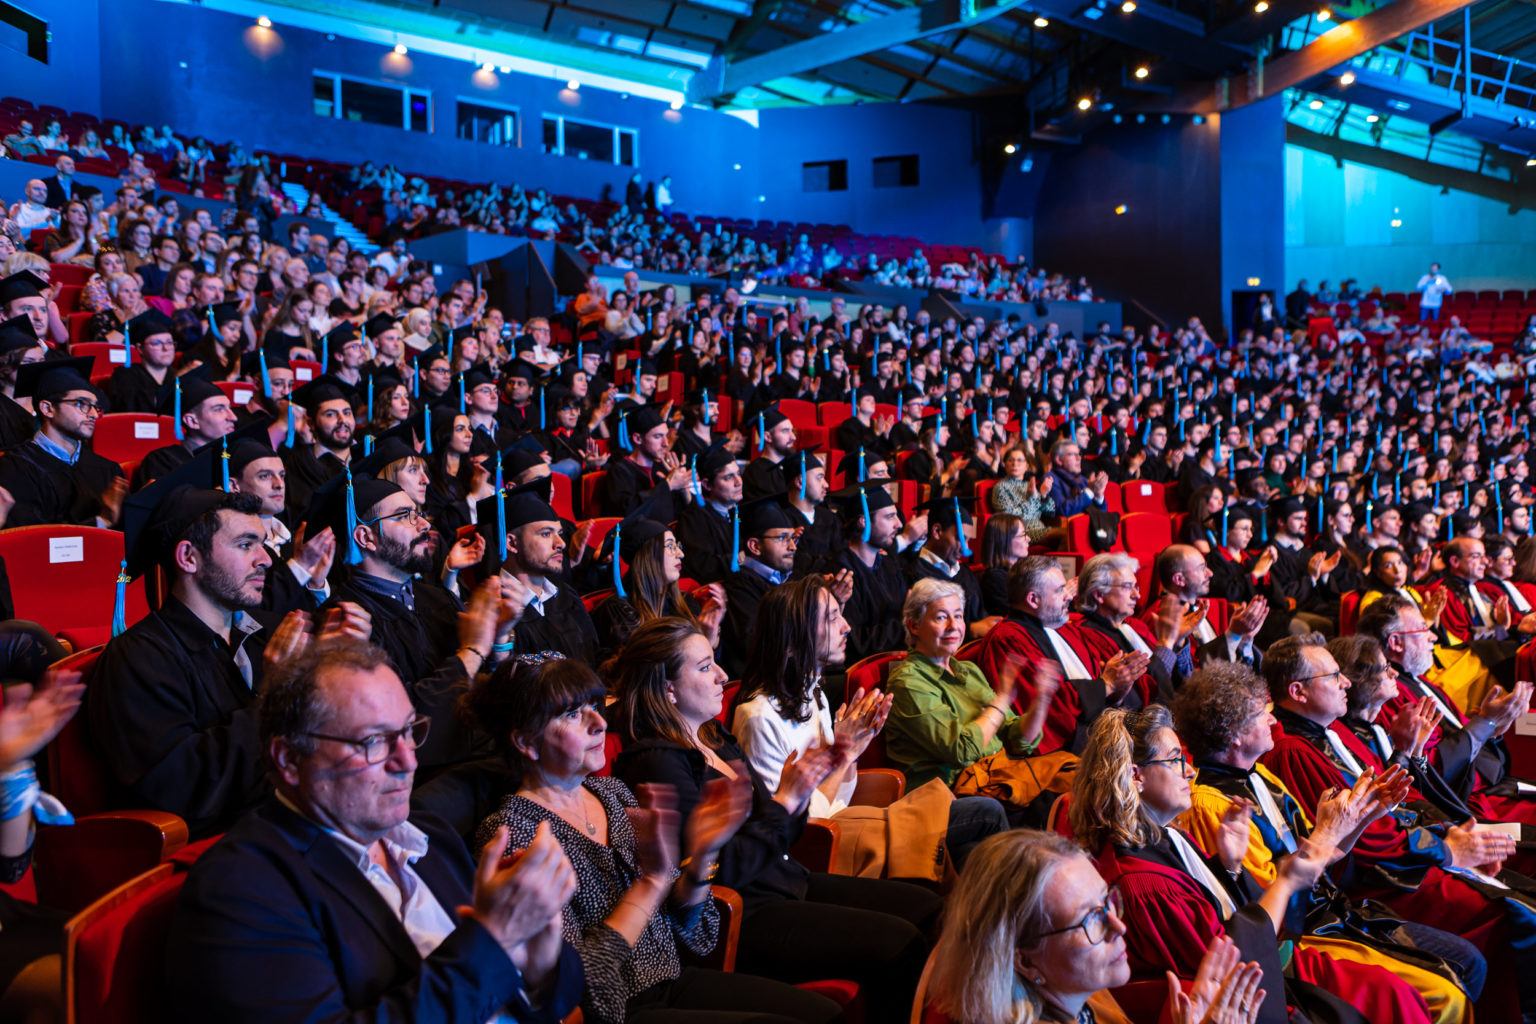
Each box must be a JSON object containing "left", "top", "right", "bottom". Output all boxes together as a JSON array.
[{"left": 2, "top": 0, "right": 1536, "bottom": 1020}]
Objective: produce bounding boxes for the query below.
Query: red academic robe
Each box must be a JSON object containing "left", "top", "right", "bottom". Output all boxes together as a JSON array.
[
  {"left": 970, "top": 610, "right": 1105, "bottom": 754},
  {"left": 1139, "top": 594, "right": 1231, "bottom": 655},
  {"left": 1076, "top": 613, "right": 1162, "bottom": 706},
  {"left": 1427, "top": 578, "right": 1491, "bottom": 645},
  {"left": 1091, "top": 840, "right": 1430, "bottom": 1024}
]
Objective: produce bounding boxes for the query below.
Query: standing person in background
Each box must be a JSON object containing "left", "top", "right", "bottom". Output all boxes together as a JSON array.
[{"left": 1416, "top": 263, "right": 1453, "bottom": 322}]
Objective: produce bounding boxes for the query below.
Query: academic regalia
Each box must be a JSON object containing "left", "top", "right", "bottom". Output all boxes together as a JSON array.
[
  {"left": 720, "top": 566, "right": 773, "bottom": 680},
  {"left": 131, "top": 441, "right": 195, "bottom": 490},
  {"left": 834, "top": 417, "right": 892, "bottom": 460},
  {"left": 596, "top": 455, "right": 677, "bottom": 521},
  {"left": 974, "top": 609, "right": 1127, "bottom": 753},
  {"left": 103, "top": 363, "right": 171, "bottom": 414},
  {"left": 833, "top": 546, "right": 908, "bottom": 663},
  {"left": 786, "top": 501, "right": 842, "bottom": 577},
  {"left": 1076, "top": 610, "right": 1176, "bottom": 702},
  {"left": 507, "top": 577, "right": 599, "bottom": 666},
  {"left": 280, "top": 444, "right": 347, "bottom": 524},
  {"left": 0, "top": 395, "right": 35, "bottom": 452},
  {"left": 0, "top": 438, "right": 123, "bottom": 527},
  {"left": 979, "top": 565, "right": 1010, "bottom": 618},
  {"left": 1267, "top": 539, "right": 1318, "bottom": 615},
  {"left": 741, "top": 454, "right": 788, "bottom": 503},
  {"left": 676, "top": 501, "right": 735, "bottom": 585},
  {"left": 672, "top": 426, "right": 713, "bottom": 465}
]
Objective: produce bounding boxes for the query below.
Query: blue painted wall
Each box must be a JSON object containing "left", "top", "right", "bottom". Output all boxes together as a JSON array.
[
  {"left": 1219, "top": 98, "right": 1286, "bottom": 330},
  {"left": 1284, "top": 144, "right": 1536, "bottom": 293},
  {"left": 0, "top": 0, "right": 102, "bottom": 118}
]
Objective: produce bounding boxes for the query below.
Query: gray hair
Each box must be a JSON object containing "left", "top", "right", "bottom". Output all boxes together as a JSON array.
[
  {"left": 1077, "top": 553, "right": 1139, "bottom": 613},
  {"left": 257, "top": 639, "right": 394, "bottom": 765},
  {"left": 1007, "top": 555, "right": 1062, "bottom": 608},
  {"left": 902, "top": 577, "right": 966, "bottom": 636},
  {"left": 1049, "top": 439, "right": 1079, "bottom": 461}
]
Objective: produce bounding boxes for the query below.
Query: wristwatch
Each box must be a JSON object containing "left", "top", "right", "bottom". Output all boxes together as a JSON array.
[{"left": 680, "top": 855, "right": 719, "bottom": 886}]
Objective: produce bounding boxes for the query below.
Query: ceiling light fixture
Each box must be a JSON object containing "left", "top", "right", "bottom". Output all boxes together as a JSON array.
[
  {"left": 256, "top": 15, "right": 272, "bottom": 28},
  {"left": 669, "top": 98, "right": 683, "bottom": 110},
  {"left": 1121, "top": 1, "right": 1137, "bottom": 11},
  {"left": 1114, "top": 203, "right": 1129, "bottom": 215},
  {"left": 481, "top": 62, "right": 495, "bottom": 72},
  {"left": 1004, "top": 143, "right": 1017, "bottom": 154},
  {"left": 393, "top": 42, "right": 408, "bottom": 55},
  {"left": 1134, "top": 65, "right": 1149, "bottom": 79},
  {"left": 1317, "top": 7, "right": 1332, "bottom": 21},
  {"left": 1309, "top": 98, "right": 1325, "bottom": 110},
  {"left": 567, "top": 79, "right": 580, "bottom": 90},
  {"left": 1365, "top": 113, "right": 1380, "bottom": 122},
  {"left": 1339, "top": 70, "right": 1356, "bottom": 85},
  {"left": 1034, "top": 16, "right": 1050, "bottom": 27},
  {"left": 1078, "top": 97, "right": 1093, "bottom": 110},
  {"left": 1254, "top": 1, "right": 1269, "bottom": 11}
]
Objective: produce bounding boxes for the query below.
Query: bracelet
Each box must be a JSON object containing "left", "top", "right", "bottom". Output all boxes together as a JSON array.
[
  {"left": 461, "top": 645, "right": 488, "bottom": 662},
  {"left": 491, "top": 640, "right": 516, "bottom": 655},
  {"left": 679, "top": 855, "right": 719, "bottom": 886}
]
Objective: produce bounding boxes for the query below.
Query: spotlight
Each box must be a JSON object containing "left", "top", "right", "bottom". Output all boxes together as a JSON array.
[
  {"left": 1004, "top": 143, "right": 1017, "bottom": 154},
  {"left": 1309, "top": 98, "right": 1325, "bottom": 110},
  {"left": 1390, "top": 217, "right": 1402, "bottom": 228},
  {"left": 1034, "top": 16, "right": 1050, "bottom": 27},
  {"left": 1317, "top": 7, "right": 1331, "bottom": 20},
  {"left": 481, "top": 62, "right": 495, "bottom": 72},
  {"left": 1077, "top": 97, "right": 1093, "bottom": 111},
  {"left": 1365, "top": 113, "right": 1379, "bottom": 123},
  {"left": 1247, "top": 277, "right": 1261, "bottom": 287},
  {"left": 567, "top": 79, "right": 580, "bottom": 91},
  {"left": 1254, "top": 0, "right": 1269, "bottom": 11},
  {"left": 393, "top": 43, "right": 408, "bottom": 55},
  {"left": 1339, "top": 70, "right": 1356, "bottom": 85},
  {"left": 1527, "top": 157, "right": 1536, "bottom": 167},
  {"left": 1114, "top": 203, "right": 1129, "bottom": 215},
  {"left": 256, "top": 15, "right": 272, "bottom": 28},
  {"left": 733, "top": 163, "right": 742, "bottom": 171},
  {"left": 1134, "top": 65, "right": 1150, "bottom": 79},
  {"left": 499, "top": 65, "right": 511, "bottom": 74},
  {"left": 1121, "top": 1, "right": 1137, "bottom": 11},
  {"left": 669, "top": 98, "right": 683, "bottom": 110}
]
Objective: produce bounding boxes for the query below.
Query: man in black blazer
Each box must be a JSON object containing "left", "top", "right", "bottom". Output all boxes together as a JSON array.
[
  {"left": 42, "top": 154, "right": 75, "bottom": 209},
  {"left": 166, "top": 640, "right": 583, "bottom": 1021}
]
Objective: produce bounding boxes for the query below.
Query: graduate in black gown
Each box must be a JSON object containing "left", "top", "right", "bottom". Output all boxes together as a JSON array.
[
  {"left": 224, "top": 433, "right": 333, "bottom": 618},
  {"left": 281, "top": 378, "right": 354, "bottom": 522},
  {"left": 828, "top": 479, "right": 910, "bottom": 662},
  {"left": 902, "top": 495, "right": 987, "bottom": 628},
  {"left": 674, "top": 442, "right": 740, "bottom": 585},
  {"left": 132, "top": 373, "right": 241, "bottom": 489},
  {"left": 742, "top": 403, "right": 798, "bottom": 502},
  {"left": 103, "top": 308, "right": 177, "bottom": 414},
  {"left": 720, "top": 496, "right": 798, "bottom": 679},
  {"left": 0, "top": 358, "right": 125, "bottom": 527},
  {"left": 473, "top": 477, "right": 600, "bottom": 666},
  {"left": 0, "top": 316, "right": 45, "bottom": 453},
  {"left": 786, "top": 450, "right": 840, "bottom": 576},
  {"left": 595, "top": 404, "right": 683, "bottom": 520}
]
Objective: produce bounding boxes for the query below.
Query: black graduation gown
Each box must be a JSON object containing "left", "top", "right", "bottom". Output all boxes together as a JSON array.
[
  {"left": 0, "top": 440, "right": 123, "bottom": 526},
  {"left": 324, "top": 575, "right": 481, "bottom": 771},
  {"left": 497, "top": 402, "right": 538, "bottom": 435},
  {"left": 720, "top": 567, "right": 774, "bottom": 680},
  {"left": 787, "top": 502, "right": 842, "bottom": 577},
  {"left": 742, "top": 455, "right": 787, "bottom": 503},
  {"left": 676, "top": 500, "right": 734, "bottom": 584},
  {"left": 0, "top": 395, "right": 35, "bottom": 452},
  {"left": 1207, "top": 547, "right": 1261, "bottom": 604},
  {"left": 542, "top": 426, "right": 590, "bottom": 468},
  {"left": 83, "top": 597, "right": 276, "bottom": 838},
  {"left": 131, "top": 441, "right": 194, "bottom": 489},
  {"left": 834, "top": 546, "right": 908, "bottom": 662},
  {"left": 257, "top": 535, "right": 323, "bottom": 618},
  {"left": 834, "top": 418, "right": 892, "bottom": 459},
  {"left": 1266, "top": 540, "right": 1316, "bottom": 614},
  {"left": 980, "top": 566, "right": 1010, "bottom": 617},
  {"left": 672, "top": 427, "right": 713, "bottom": 465},
  {"left": 104, "top": 364, "right": 171, "bottom": 414},
  {"left": 595, "top": 456, "right": 677, "bottom": 520},
  {"left": 901, "top": 551, "right": 984, "bottom": 624},
  {"left": 281, "top": 445, "right": 347, "bottom": 523},
  {"left": 507, "top": 577, "right": 600, "bottom": 667}
]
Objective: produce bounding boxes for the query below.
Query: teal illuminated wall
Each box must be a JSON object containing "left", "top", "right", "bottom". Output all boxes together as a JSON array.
[{"left": 1284, "top": 144, "right": 1536, "bottom": 293}]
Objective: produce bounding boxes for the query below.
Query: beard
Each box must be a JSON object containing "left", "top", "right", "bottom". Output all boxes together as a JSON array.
[
  {"left": 1403, "top": 644, "right": 1434, "bottom": 679},
  {"left": 198, "top": 559, "right": 265, "bottom": 611},
  {"left": 1041, "top": 606, "right": 1070, "bottom": 630},
  {"left": 376, "top": 530, "right": 435, "bottom": 576}
]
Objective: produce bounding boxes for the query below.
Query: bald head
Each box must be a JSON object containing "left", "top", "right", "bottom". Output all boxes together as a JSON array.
[{"left": 1156, "top": 544, "right": 1211, "bottom": 601}]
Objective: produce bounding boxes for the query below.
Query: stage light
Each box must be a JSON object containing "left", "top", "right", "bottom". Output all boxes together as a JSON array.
[
  {"left": 1121, "top": 1, "right": 1137, "bottom": 12},
  {"left": 1247, "top": 277, "right": 1261, "bottom": 287},
  {"left": 567, "top": 79, "right": 581, "bottom": 91},
  {"left": 1034, "top": 16, "right": 1050, "bottom": 27},
  {"left": 1317, "top": 7, "right": 1332, "bottom": 21},
  {"left": 1134, "top": 65, "right": 1149, "bottom": 79},
  {"left": 1078, "top": 97, "right": 1093, "bottom": 111},
  {"left": 481, "top": 62, "right": 495, "bottom": 73},
  {"left": 256, "top": 15, "right": 272, "bottom": 28},
  {"left": 1308, "top": 99, "right": 1324, "bottom": 110},
  {"left": 1365, "top": 113, "right": 1379, "bottom": 123},
  {"left": 669, "top": 98, "right": 683, "bottom": 110},
  {"left": 393, "top": 43, "right": 408, "bottom": 55},
  {"left": 1339, "top": 70, "right": 1356, "bottom": 85},
  {"left": 1004, "top": 143, "right": 1017, "bottom": 154},
  {"left": 1114, "top": 203, "right": 1129, "bottom": 215},
  {"left": 1390, "top": 217, "right": 1402, "bottom": 228},
  {"left": 1254, "top": 1, "right": 1269, "bottom": 11},
  {"left": 1527, "top": 157, "right": 1536, "bottom": 167}
]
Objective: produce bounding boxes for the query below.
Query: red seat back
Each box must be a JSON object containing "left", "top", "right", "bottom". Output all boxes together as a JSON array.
[
  {"left": 548, "top": 471, "right": 574, "bottom": 522},
  {"left": 215, "top": 380, "right": 257, "bottom": 407},
  {"left": 70, "top": 342, "right": 130, "bottom": 384},
  {"left": 46, "top": 645, "right": 113, "bottom": 815},
  {"left": 1065, "top": 514, "right": 1091, "bottom": 552},
  {"left": 289, "top": 358, "right": 322, "bottom": 384},
  {"left": 65, "top": 860, "right": 191, "bottom": 1023},
  {"left": 0, "top": 528, "right": 147, "bottom": 650},
  {"left": 776, "top": 398, "right": 818, "bottom": 429},
  {"left": 50, "top": 262, "right": 91, "bottom": 287},
  {"left": 1121, "top": 480, "right": 1169, "bottom": 514},
  {"left": 1339, "top": 590, "right": 1362, "bottom": 636},
  {"left": 1101, "top": 480, "right": 1123, "bottom": 514},
  {"left": 91, "top": 413, "right": 176, "bottom": 465},
  {"left": 818, "top": 401, "right": 853, "bottom": 429},
  {"left": 1120, "top": 512, "right": 1172, "bottom": 557},
  {"left": 846, "top": 651, "right": 905, "bottom": 769},
  {"left": 580, "top": 470, "right": 606, "bottom": 518}
]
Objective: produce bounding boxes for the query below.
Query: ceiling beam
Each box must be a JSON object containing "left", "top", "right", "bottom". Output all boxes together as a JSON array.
[
  {"left": 686, "top": 0, "right": 1027, "bottom": 103},
  {"left": 1160, "top": 0, "right": 1479, "bottom": 113}
]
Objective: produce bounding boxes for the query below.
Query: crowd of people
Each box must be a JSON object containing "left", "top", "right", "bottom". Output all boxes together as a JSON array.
[{"left": 7, "top": 102, "right": 1536, "bottom": 1024}]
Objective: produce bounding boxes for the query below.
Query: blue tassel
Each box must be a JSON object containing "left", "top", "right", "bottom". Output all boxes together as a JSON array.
[
  {"left": 445, "top": 331, "right": 454, "bottom": 366},
  {"left": 538, "top": 386, "right": 546, "bottom": 430},
  {"left": 823, "top": 349, "right": 831, "bottom": 372},
  {"left": 941, "top": 394, "right": 948, "bottom": 422},
  {"left": 284, "top": 399, "right": 295, "bottom": 448},
  {"left": 904, "top": 357, "right": 911, "bottom": 385},
  {"left": 344, "top": 464, "right": 363, "bottom": 565},
  {"left": 955, "top": 498, "right": 970, "bottom": 557},
  {"left": 578, "top": 340, "right": 584, "bottom": 367},
  {"left": 618, "top": 411, "right": 631, "bottom": 452},
  {"left": 495, "top": 451, "right": 506, "bottom": 562},
  {"left": 411, "top": 356, "right": 420, "bottom": 398},
  {"left": 1110, "top": 430, "right": 1118, "bottom": 456},
  {"left": 775, "top": 333, "right": 782, "bottom": 369},
  {"left": 1394, "top": 473, "right": 1401, "bottom": 505},
  {"left": 757, "top": 412, "right": 766, "bottom": 454},
  {"left": 110, "top": 559, "right": 128, "bottom": 638},
  {"left": 1331, "top": 448, "right": 1338, "bottom": 473},
  {"left": 1447, "top": 515, "right": 1455, "bottom": 541},
  {"left": 364, "top": 434, "right": 373, "bottom": 456},
  {"left": 173, "top": 377, "right": 184, "bottom": 440},
  {"left": 1316, "top": 495, "right": 1324, "bottom": 533},
  {"left": 220, "top": 435, "right": 230, "bottom": 492},
  {"left": 986, "top": 396, "right": 993, "bottom": 420},
  {"left": 458, "top": 375, "right": 466, "bottom": 415},
  {"left": 207, "top": 305, "right": 217, "bottom": 338},
  {"left": 1260, "top": 507, "right": 1269, "bottom": 542},
  {"left": 613, "top": 523, "right": 627, "bottom": 598},
  {"left": 1141, "top": 420, "right": 1150, "bottom": 444},
  {"left": 123, "top": 321, "right": 131, "bottom": 367},
  {"left": 1221, "top": 507, "right": 1229, "bottom": 547},
  {"left": 259, "top": 348, "right": 271, "bottom": 399},
  {"left": 730, "top": 507, "right": 740, "bottom": 573},
  {"left": 799, "top": 450, "right": 807, "bottom": 502},
  {"left": 423, "top": 404, "right": 432, "bottom": 455},
  {"left": 857, "top": 447, "right": 866, "bottom": 483},
  {"left": 702, "top": 389, "right": 712, "bottom": 427},
  {"left": 1434, "top": 480, "right": 1441, "bottom": 504},
  {"left": 321, "top": 332, "right": 329, "bottom": 370},
  {"left": 851, "top": 386, "right": 858, "bottom": 421},
  {"left": 971, "top": 411, "right": 979, "bottom": 437},
  {"left": 1463, "top": 482, "right": 1470, "bottom": 507},
  {"left": 367, "top": 374, "right": 375, "bottom": 417},
  {"left": 1364, "top": 501, "right": 1372, "bottom": 532},
  {"left": 690, "top": 456, "right": 702, "bottom": 504},
  {"left": 860, "top": 489, "right": 872, "bottom": 544}
]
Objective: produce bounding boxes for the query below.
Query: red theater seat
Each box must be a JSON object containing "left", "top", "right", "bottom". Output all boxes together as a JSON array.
[
  {"left": 91, "top": 413, "right": 176, "bottom": 466},
  {"left": 64, "top": 862, "right": 189, "bottom": 1023},
  {"left": 0, "top": 528, "right": 148, "bottom": 650}
]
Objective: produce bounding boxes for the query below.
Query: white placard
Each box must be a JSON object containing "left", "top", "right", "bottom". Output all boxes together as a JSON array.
[
  {"left": 48, "top": 536, "right": 84, "bottom": 564},
  {"left": 1139, "top": 483, "right": 1153, "bottom": 496},
  {"left": 296, "top": 367, "right": 314, "bottom": 381},
  {"left": 1514, "top": 711, "right": 1536, "bottom": 737},
  {"left": 108, "top": 348, "right": 127, "bottom": 364},
  {"left": 133, "top": 422, "right": 161, "bottom": 439},
  {"left": 233, "top": 388, "right": 252, "bottom": 404}
]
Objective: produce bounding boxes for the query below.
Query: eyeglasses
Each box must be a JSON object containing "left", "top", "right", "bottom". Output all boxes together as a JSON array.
[
  {"left": 761, "top": 532, "right": 798, "bottom": 545},
  {"left": 1037, "top": 886, "right": 1123, "bottom": 945},
  {"left": 662, "top": 539, "right": 684, "bottom": 554},
  {"left": 1292, "top": 669, "right": 1344, "bottom": 684},
  {"left": 304, "top": 714, "right": 430, "bottom": 764},
  {"left": 56, "top": 398, "right": 103, "bottom": 414},
  {"left": 363, "top": 506, "right": 429, "bottom": 528},
  {"left": 1137, "top": 753, "right": 1196, "bottom": 778}
]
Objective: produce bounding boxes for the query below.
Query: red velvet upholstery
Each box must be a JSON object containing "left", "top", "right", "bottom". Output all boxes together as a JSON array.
[
  {"left": 0, "top": 529, "right": 147, "bottom": 650},
  {"left": 90, "top": 413, "right": 176, "bottom": 466}
]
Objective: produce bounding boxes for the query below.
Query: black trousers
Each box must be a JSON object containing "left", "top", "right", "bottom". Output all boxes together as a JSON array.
[
  {"left": 627, "top": 966, "right": 843, "bottom": 1023},
  {"left": 738, "top": 873, "right": 940, "bottom": 1024}
]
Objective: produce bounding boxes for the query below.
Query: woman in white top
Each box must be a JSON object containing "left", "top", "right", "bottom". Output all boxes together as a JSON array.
[{"left": 731, "top": 576, "right": 1009, "bottom": 868}]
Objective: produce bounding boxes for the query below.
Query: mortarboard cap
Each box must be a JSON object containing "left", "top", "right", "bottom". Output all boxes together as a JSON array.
[
  {"left": 0, "top": 271, "right": 45, "bottom": 307},
  {"left": 14, "top": 357, "right": 98, "bottom": 404},
  {"left": 125, "top": 308, "right": 175, "bottom": 341},
  {"left": 740, "top": 495, "right": 796, "bottom": 537}
]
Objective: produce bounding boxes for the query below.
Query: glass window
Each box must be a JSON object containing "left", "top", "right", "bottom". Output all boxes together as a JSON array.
[
  {"left": 873, "top": 155, "right": 919, "bottom": 188},
  {"left": 457, "top": 101, "right": 519, "bottom": 146},
  {"left": 803, "top": 159, "right": 848, "bottom": 192},
  {"left": 312, "top": 71, "right": 429, "bottom": 133},
  {"left": 542, "top": 115, "right": 639, "bottom": 167},
  {"left": 618, "top": 128, "right": 637, "bottom": 168},
  {"left": 339, "top": 79, "right": 407, "bottom": 128},
  {"left": 563, "top": 119, "right": 615, "bottom": 162},
  {"left": 542, "top": 115, "right": 561, "bottom": 154},
  {"left": 312, "top": 74, "right": 337, "bottom": 118}
]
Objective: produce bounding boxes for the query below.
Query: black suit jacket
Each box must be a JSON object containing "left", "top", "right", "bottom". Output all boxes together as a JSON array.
[
  {"left": 43, "top": 174, "right": 72, "bottom": 209},
  {"left": 166, "top": 797, "right": 583, "bottom": 1022}
]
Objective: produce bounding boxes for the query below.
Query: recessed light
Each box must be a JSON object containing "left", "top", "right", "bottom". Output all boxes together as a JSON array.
[
  {"left": 1114, "top": 203, "right": 1129, "bottom": 215},
  {"left": 393, "top": 43, "right": 408, "bottom": 55},
  {"left": 1077, "top": 97, "right": 1093, "bottom": 111},
  {"left": 256, "top": 15, "right": 272, "bottom": 28},
  {"left": 481, "top": 62, "right": 495, "bottom": 73},
  {"left": 1254, "top": 1, "right": 1269, "bottom": 11},
  {"left": 499, "top": 65, "right": 511, "bottom": 74},
  {"left": 1134, "top": 65, "right": 1149, "bottom": 79},
  {"left": 1365, "top": 113, "right": 1379, "bottom": 123},
  {"left": 1121, "top": 1, "right": 1137, "bottom": 11},
  {"left": 1387, "top": 98, "right": 1411, "bottom": 110},
  {"left": 1390, "top": 217, "right": 1402, "bottom": 227},
  {"left": 1527, "top": 157, "right": 1536, "bottom": 167},
  {"left": 567, "top": 79, "right": 580, "bottom": 91},
  {"left": 669, "top": 98, "right": 683, "bottom": 110},
  {"left": 1004, "top": 143, "right": 1017, "bottom": 154},
  {"left": 1034, "top": 16, "right": 1050, "bottom": 27},
  {"left": 1339, "top": 70, "right": 1356, "bottom": 85},
  {"left": 1309, "top": 99, "right": 1325, "bottom": 110},
  {"left": 1317, "top": 7, "right": 1332, "bottom": 21}
]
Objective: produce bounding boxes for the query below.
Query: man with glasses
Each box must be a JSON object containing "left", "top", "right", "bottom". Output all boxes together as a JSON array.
[
  {"left": 718, "top": 496, "right": 798, "bottom": 678},
  {"left": 1174, "top": 660, "right": 1487, "bottom": 1021},
  {"left": 1259, "top": 633, "right": 1536, "bottom": 1018},
  {"left": 1359, "top": 594, "right": 1536, "bottom": 828},
  {"left": 1076, "top": 552, "right": 1204, "bottom": 699},
  {"left": 320, "top": 474, "right": 514, "bottom": 770},
  {"left": 1430, "top": 537, "right": 1535, "bottom": 683},
  {"left": 166, "top": 639, "right": 584, "bottom": 1020},
  {"left": 0, "top": 359, "right": 126, "bottom": 528}
]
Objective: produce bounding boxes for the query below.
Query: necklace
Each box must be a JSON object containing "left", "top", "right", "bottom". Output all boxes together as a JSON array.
[{"left": 533, "top": 787, "right": 598, "bottom": 837}]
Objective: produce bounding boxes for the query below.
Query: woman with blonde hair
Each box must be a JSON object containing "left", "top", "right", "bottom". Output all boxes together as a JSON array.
[
  {"left": 926, "top": 829, "right": 1268, "bottom": 1024},
  {"left": 1073, "top": 706, "right": 1432, "bottom": 1024}
]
